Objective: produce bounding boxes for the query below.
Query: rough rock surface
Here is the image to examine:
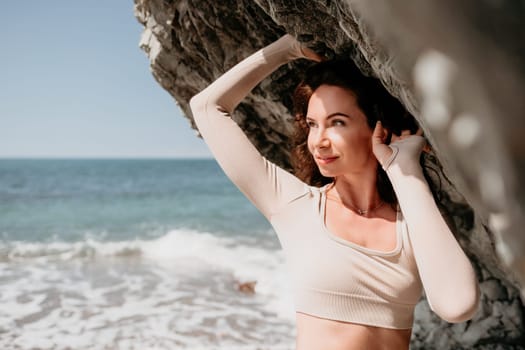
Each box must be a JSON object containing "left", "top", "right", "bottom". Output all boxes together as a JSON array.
[{"left": 134, "top": 0, "right": 525, "bottom": 348}]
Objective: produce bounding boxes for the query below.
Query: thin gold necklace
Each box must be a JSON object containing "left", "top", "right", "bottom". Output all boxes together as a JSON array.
[
  {"left": 327, "top": 195, "right": 385, "bottom": 216},
  {"left": 326, "top": 182, "right": 384, "bottom": 216}
]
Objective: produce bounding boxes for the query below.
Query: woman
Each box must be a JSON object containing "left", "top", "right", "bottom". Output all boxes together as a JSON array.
[{"left": 189, "top": 34, "right": 479, "bottom": 350}]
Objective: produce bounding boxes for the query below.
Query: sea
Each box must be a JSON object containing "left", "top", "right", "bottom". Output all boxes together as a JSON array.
[{"left": 0, "top": 159, "right": 296, "bottom": 350}]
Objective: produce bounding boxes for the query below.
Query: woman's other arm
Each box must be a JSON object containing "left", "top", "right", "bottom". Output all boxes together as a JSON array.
[
  {"left": 372, "top": 123, "right": 480, "bottom": 323},
  {"left": 189, "top": 35, "right": 317, "bottom": 219}
]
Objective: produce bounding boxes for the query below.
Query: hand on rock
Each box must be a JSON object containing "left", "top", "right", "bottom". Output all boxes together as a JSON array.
[
  {"left": 299, "top": 43, "right": 324, "bottom": 62},
  {"left": 281, "top": 34, "right": 324, "bottom": 62}
]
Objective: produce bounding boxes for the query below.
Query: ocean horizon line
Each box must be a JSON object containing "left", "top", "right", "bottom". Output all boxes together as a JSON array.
[{"left": 0, "top": 156, "right": 214, "bottom": 161}]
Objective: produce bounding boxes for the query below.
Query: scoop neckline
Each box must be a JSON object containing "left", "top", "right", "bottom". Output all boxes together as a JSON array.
[{"left": 318, "top": 185, "right": 403, "bottom": 257}]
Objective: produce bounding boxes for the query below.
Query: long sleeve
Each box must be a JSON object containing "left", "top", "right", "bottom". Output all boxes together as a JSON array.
[
  {"left": 383, "top": 136, "right": 480, "bottom": 323},
  {"left": 189, "top": 35, "right": 307, "bottom": 219}
]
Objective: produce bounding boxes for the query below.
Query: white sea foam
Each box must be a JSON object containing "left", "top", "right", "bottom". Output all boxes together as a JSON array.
[
  {"left": 0, "top": 229, "right": 296, "bottom": 349},
  {"left": 141, "top": 229, "right": 296, "bottom": 321}
]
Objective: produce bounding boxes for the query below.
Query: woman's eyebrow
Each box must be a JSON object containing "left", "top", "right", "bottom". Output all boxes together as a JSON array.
[
  {"left": 307, "top": 112, "right": 352, "bottom": 120},
  {"left": 326, "top": 112, "right": 352, "bottom": 119}
]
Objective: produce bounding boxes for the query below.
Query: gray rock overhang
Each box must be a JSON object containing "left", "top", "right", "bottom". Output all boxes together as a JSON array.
[{"left": 134, "top": 1, "right": 525, "bottom": 348}]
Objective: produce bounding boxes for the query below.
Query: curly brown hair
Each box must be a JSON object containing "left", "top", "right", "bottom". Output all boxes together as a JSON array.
[{"left": 291, "top": 60, "right": 419, "bottom": 206}]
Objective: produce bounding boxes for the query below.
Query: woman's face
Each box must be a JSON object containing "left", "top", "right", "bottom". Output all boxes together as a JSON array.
[{"left": 306, "top": 84, "right": 376, "bottom": 178}]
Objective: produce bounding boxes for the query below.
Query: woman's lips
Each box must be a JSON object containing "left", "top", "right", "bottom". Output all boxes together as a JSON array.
[{"left": 316, "top": 156, "right": 338, "bottom": 165}]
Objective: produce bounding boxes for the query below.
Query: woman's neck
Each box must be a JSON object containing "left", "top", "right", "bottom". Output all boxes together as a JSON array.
[{"left": 330, "top": 168, "right": 381, "bottom": 212}]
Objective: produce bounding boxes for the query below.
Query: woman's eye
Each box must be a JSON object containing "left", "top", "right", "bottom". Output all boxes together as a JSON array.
[
  {"left": 332, "top": 120, "right": 345, "bottom": 126},
  {"left": 306, "top": 121, "right": 317, "bottom": 128}
]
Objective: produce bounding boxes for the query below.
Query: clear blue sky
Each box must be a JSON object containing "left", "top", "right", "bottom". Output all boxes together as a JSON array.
[{"left": 0, "top": 1, "right": 211, "bottom": 158}]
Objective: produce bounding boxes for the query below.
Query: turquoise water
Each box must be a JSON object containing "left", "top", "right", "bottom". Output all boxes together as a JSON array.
[
  {"left": 0, "top": 159, "right": 295, "bottom": 349},
  {"left": 0, "top": 158, "right": 272, "bottom": 242}
]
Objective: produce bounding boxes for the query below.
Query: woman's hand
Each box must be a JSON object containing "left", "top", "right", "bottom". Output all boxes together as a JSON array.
[
  {"left": 283, "top": 34, "right": 324, "bottom": 62},
  {"left": 299, "top": 44, "right": 324, "bottom": 62},
  {"left": 372, "top": 121, "right": 427, "bottom": 168}
]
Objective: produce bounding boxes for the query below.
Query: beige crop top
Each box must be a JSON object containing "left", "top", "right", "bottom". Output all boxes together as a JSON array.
[
  {"left": 189, "top": 34, "right": 479, "bottom": 329},
  {"left": 272, "top": 184, "right": 422, "bottom": 328}
]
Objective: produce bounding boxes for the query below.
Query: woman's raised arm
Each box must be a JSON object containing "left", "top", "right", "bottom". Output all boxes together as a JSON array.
[
  {"left": 189, "top": 35, "right": 313, "bottom": 219},
  {"left": 373, "top": 124, "right": 480, "bottom": 323}
]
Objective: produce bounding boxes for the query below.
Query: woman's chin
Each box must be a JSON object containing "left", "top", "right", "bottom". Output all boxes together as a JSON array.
[{"left": 318, "top": 167, "right": 336, "bottom": 178}]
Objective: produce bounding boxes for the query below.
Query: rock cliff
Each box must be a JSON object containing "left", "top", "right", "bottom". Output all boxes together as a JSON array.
[{"left": 134, "top": 0, "right": 525, "bottom": 348}]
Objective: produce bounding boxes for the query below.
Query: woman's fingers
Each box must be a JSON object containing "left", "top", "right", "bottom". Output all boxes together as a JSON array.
[
  {"left": 300, "top": 46, "right": 324, "bottom": 62},
  {"left": 372, "top": 121, "right": 394, "bottom": 165},
  {"left": 391, "top": 128, "right": 431, "bottom": 153},
  {"left": 400, "top": 129, "right": 412, "bottom": 137},
  {"left": 286, "top": 34, "right": 324, "bottom": 62},
  {"left": 372, "top": 121, "right": 388, "bottom": 145},
  {"left": 396, "top": 128, "right": 424, "bottom": 140},
  {"left": 422, "top": 143, "right": 432, "bottom": 153}
]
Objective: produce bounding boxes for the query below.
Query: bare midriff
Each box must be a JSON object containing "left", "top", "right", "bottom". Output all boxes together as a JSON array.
[{"left": 296, "top": 312, "right": 411, "bottom": 350}]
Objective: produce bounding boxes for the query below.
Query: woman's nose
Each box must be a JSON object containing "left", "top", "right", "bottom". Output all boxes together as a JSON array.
[{"left": 314, "top": 128, "right": 330, "bottom": 148}]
